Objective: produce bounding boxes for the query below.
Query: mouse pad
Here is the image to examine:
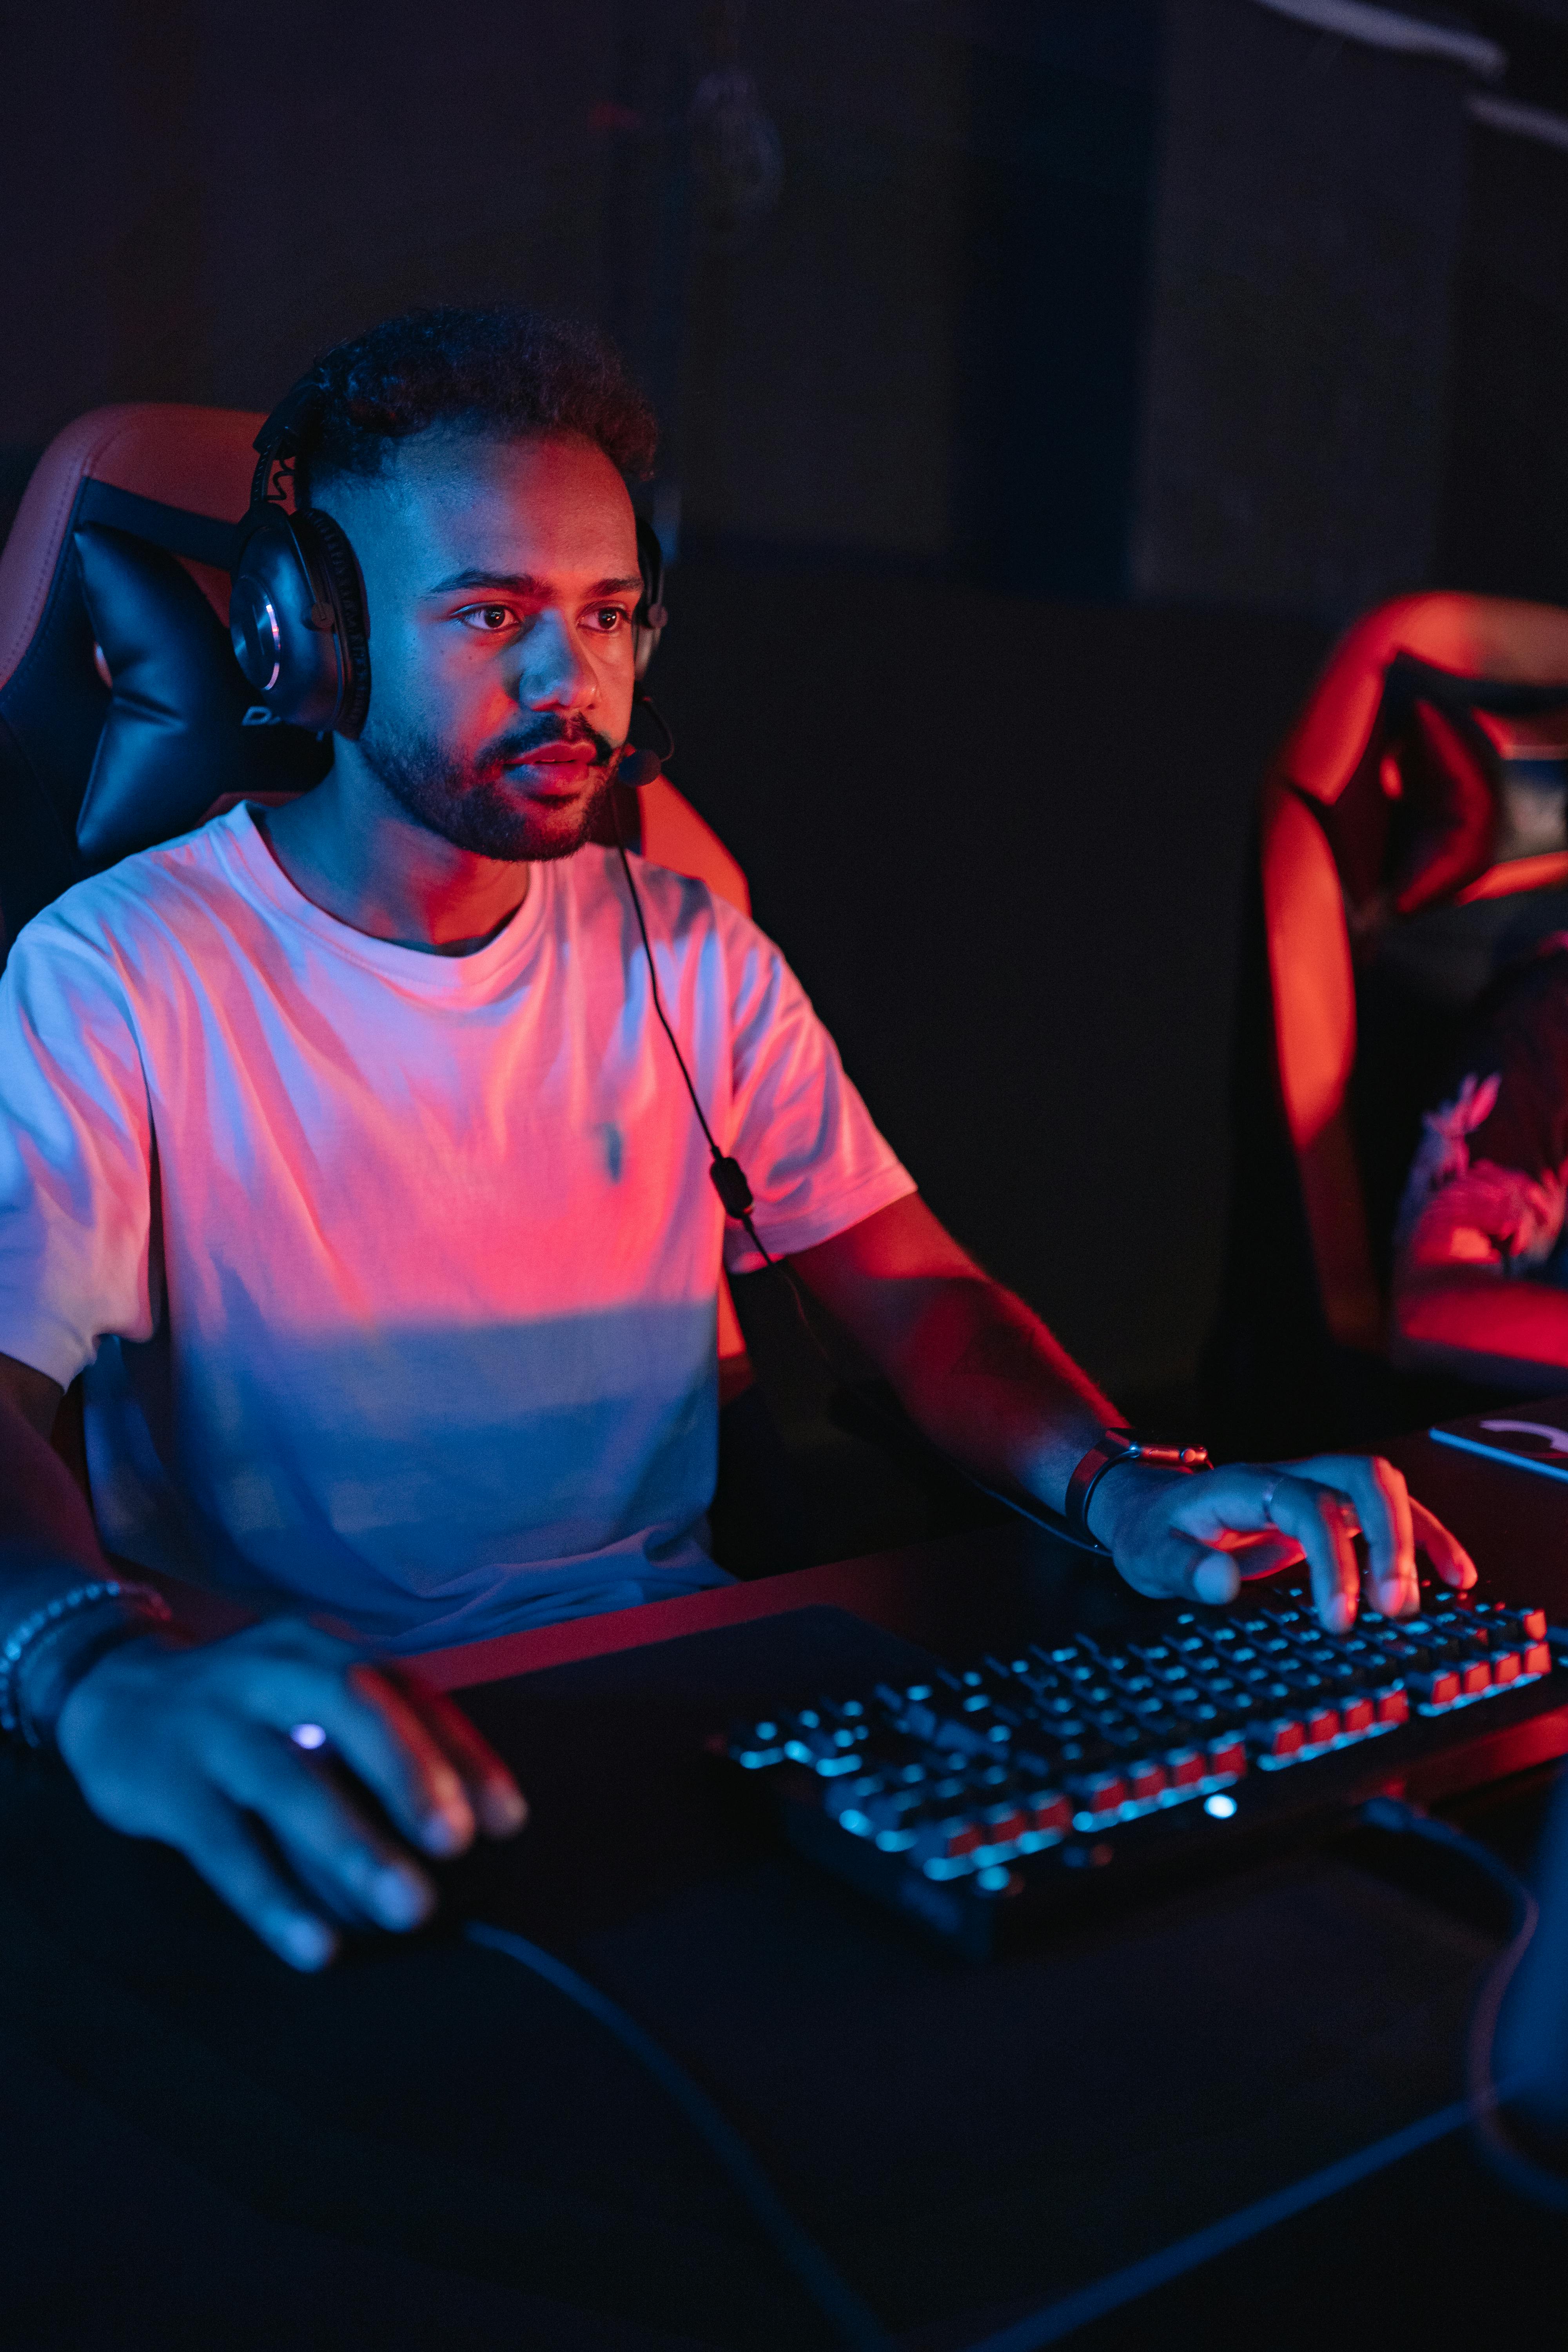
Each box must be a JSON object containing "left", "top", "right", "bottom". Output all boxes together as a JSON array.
[{"left": 0, "top": 1605, "right": 1504, "bottom": 2349}]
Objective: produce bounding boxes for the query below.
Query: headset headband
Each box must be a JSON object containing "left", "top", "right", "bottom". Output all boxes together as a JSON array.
[{"left": 249, "top": 374, "right": 330, "bottom": 511}]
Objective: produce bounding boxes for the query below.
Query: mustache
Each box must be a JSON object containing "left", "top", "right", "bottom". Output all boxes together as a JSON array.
[{"left": 477, "top": 718, "right": 621, "bottom": 770}]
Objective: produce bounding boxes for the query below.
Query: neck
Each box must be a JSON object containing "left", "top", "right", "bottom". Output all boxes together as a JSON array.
[{"left": 256, "top": 761, "right": 530, "bottom": 956}]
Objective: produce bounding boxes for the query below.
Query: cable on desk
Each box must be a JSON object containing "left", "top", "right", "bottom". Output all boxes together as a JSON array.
[
  {"left": 1361, "top": 1798, "right": 1568, "bottom": 2209},
  {"left": 462, "top": 1921, "right": 894, "bottom": 2352},
  {"left": 956, "top": 1798, "right": 1543, "bottom": 2352}
]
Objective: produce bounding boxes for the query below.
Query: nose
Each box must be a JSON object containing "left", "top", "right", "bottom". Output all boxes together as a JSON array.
[{"left": 517, "top": 608, "right": 596, "bottom": 713}]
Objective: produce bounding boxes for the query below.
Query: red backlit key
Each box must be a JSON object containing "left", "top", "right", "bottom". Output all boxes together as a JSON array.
[
  {"left": 1376, "top": 1687, "right": 1409, "bottom": 1727},
  {"left": 1166, "top": 1748, "right": 1205, "bottom": 1788},
  {"left": 1128, "top": 1760, "right": 1167, "bottom": 1802},
  {"left": 1207, "top": 1735, "right": 1247, "bottom": 1779},
  {"left": 980, "top": 1805, "right": 1030, "bottom": 1847},
  {"left": 1524, "top": 1642, "right": 1552, "bottom": 1677},
  {"left": 944, "top": 1821, "right": 984, "bottom": 1859},
  {"left": 1492, "top": 1650, "right": 1521, "bottom": 1685},
  {"left": 1517, "top": 1610, "right": 1548, "bottom": 1643},
  {"left": 1072, "top": 1772, "right": 1126, "bottom": 1818},
  {"left": 1340, "top": 1697, "right": 1374, "bottom": 1735},
  {"left": 1305, "top": 1707, "right": 1339, "bottom": 1746},
  {"left": 1459, "top": 1661, "right": 1492, "bottom": 1697},
  {"left": 1412, "top": 1669, "right": 1460, "bottom": 1708},
  {"left": 1254, "top": 1718, "right": 1305, "bottom": 1761},
  {"left": 1030, "top": 1791, "right": 1071, "bottom": 1836}
]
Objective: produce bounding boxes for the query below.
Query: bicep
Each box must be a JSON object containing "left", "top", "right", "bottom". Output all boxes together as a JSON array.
[{"left": 788, "top": 1194, "right": 982, "bottom": 1350}]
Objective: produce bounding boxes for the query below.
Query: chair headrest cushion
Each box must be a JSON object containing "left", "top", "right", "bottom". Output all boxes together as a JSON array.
[{"left": 73, "top": 524, "right": 329, "bottom": 871}]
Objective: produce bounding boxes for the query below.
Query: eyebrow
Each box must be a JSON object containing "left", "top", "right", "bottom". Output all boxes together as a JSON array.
[{"left": 425, "top": 568, "right": 644, "bottom": 597}]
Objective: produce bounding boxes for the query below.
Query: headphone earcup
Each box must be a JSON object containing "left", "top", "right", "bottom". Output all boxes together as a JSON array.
[
  {"left": 632, "top": 514, "right": 667, "bottom": 683},
  {"left": 229, "top": 508, "right": 370, "bottom": 738},
  {"left": 294, "top": 507, "right": 372, "bottom": 739}
]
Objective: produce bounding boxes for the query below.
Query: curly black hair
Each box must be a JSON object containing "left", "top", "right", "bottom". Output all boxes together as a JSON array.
[{"left": 296, "top": 306, "right": 658, "bottom": 496}]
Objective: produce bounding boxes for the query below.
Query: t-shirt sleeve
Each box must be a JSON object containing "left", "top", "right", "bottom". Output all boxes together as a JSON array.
[
  {"left": 716, "top": 905, "right": 915, "bottom": 1273},
  {"left": 0, "top": 921, "right": 158, "bottom": 1386}
]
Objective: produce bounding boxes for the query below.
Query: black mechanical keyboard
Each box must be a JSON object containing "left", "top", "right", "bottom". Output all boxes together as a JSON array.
[{"left": 719, "top": 1573, "right": 1567, "bottom": 1955}]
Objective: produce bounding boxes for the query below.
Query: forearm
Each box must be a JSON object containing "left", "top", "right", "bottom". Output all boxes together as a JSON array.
[
  {"left": 864, "top": 1273, "right": 1118, "bottom": 1514},
  {"left": 1391, "top": 1265, "right": 1568, "bottom": 1391}
]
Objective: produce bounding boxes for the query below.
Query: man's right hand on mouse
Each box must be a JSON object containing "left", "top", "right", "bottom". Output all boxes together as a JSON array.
[{"left": 55, "top": 1616, "right": 527, "bottom": 1971}]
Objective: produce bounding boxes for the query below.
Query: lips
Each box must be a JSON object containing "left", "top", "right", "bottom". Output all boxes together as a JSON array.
[{"left": 505, "top": 747, "right": 599, "bottom": 796}]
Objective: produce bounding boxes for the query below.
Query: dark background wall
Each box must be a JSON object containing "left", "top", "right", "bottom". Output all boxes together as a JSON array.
[{"left": 4, "top": 0, "right": 1568, "bottom": 1403}]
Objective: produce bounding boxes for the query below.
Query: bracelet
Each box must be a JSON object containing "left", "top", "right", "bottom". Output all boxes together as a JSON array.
[
  {"left": 0, "top": 1578, "right": 170, "bottom": 1749},
  {"left": 1064, "top": 1428, "right": 1212, "bottom": 1546}
]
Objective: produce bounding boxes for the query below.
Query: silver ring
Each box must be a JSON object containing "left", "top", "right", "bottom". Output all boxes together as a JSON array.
[{"left": 1258, "top": 1472, "right": 1283, "bottom": 1527}]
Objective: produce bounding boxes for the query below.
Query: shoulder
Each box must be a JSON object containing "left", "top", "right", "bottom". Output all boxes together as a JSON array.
[
  {"left": 10, "top": 809, "right": 250, "bottom": 976},
  {"left": 565, "top": 842, "right": 766, "bottom": 955}
]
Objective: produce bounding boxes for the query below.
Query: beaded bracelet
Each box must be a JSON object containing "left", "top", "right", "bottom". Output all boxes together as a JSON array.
[{"left": 0, "top": 1578, "right": 170, "bottom": 1748}]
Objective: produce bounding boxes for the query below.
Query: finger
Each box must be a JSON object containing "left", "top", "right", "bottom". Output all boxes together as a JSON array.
[
  {"left": 205, "top": 1720, "right": 435, "bottom": 1933},
  {"left": 1412, "top": 1497, "right": 1478, "bottom": 1590},
  {"left": 1229, "top": 1534, "right": 1307, "bottom": 1579},
  {"left": 1262, "top": 1475, "right": 1363, "bottom": 1632},
  {"left": 381, "top": 1671, "right": 528, "bottom": 1838},
  {"left": 232, "top": 1656, "right": 478, "bottom": 1858},
  {"left": 1284, "top": 1454, "right": 1417, "bottom": 1613},
  {"left": 177, "top": 1789, "right": 339, "bottom": 1971},
  {"left": 1113, "top": 1523, "right": 1242, "bottom": 1608}
]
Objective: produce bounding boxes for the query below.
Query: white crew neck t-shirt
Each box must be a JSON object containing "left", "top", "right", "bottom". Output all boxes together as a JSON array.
[{"left": 0, "top": 806, "right": 912, "bottom": 1651}]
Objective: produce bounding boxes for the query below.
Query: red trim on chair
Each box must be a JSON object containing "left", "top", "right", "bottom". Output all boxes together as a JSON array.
[
  {"left": 1261, "top": 779, "right": 1383, "bottom": 1351},
  {"left": 0, "top": 403, "right": 263, "bottom": 690},
  {"left": 1456, "top": 851, "right": 1568, "bottom": 904}
]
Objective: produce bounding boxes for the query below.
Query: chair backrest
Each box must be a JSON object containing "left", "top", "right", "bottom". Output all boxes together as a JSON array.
[
  {"left": 1261, "top": 593, "right": 1568, "bottom": 1356},
  {"left": 0, "top": 401, "right": 749, "bottom": 962}
]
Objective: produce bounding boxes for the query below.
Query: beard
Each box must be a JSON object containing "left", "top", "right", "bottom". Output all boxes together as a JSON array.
[{"left": 356, "top": 711, "right": 619, "bottom": 862}]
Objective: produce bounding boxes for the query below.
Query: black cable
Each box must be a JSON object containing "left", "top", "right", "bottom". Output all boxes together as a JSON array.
[
  {"left": 610, "top": 800, "right": 838, "bottom": 1370},
  {"left": 954, "top": 1799, "right": 1544, "bottom": 2351},
  {"left": 609, "top": 808, "right": 778, "bottom": 1269},
  {"left": 463, "top": 1921, "right": 893, "bottom": 2352}
]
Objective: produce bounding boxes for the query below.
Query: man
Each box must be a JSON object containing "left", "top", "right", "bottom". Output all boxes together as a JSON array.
[
  {"left": 1394, "top": 933, "right": 1568, "bottom": 1386},
  {"left": 0, "top": 308, "right": 1472, "bottom": 1969}
]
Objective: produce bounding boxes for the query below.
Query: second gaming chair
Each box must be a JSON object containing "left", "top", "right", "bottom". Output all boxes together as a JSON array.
[{"left": 1205, "top": 592, "right": 1568, "bottom": 1455}]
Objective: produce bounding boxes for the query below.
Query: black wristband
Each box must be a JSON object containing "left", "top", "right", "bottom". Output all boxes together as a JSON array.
[
  {"left": 18, "top": 1606, "right": 163, "bottom": 1753},
  {"left": 0, "top": 1565, "right": 171, "bottom": 1750},
  {"left": 1064, "top": 1429, "right": 1211, "bottom": 1545}
]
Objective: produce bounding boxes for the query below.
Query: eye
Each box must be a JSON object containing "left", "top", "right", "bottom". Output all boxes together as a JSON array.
[
  {"left": 586, "top": 606, "right": 630, "bottom": 634},
  {"left": 457, "top": 603, "right": 516, "bottom": 633}
]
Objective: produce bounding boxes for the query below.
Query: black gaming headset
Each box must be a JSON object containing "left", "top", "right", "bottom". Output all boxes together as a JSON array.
[{"left": 228, "top": 372, "right": 672, "bottom": 755}]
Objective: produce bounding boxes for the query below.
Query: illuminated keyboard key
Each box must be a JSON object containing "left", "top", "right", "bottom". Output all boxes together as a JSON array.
[
  {"left": 1340, "top": 1697, "right": 1374, "bottom": 1735},
  {"left": 1071, "top": 1771, "right": 1126, "bottom": 1818},
  {"left": 1376, "top": 1687, "right": 1409, "bottom": 1727},
  {"left": 1411, "top": 1669, "right": 1460, "bottom": 1708},
  {"left": 1305, "top": 1707, "right": 1339, "bottom": 1745},
  {"left": 1127, "top": 1760, "right": 1167, "bottom": 1802},
  {"left": 1166, "top": 1747, "right": 1205, "bottom": 1788},
  {"left": 1524, "top": 1642, "right": 1552, "bottom": 1677},
  {"left": 1253, "top": 1717, "right": 1305, "bottom": 1762},
  {"left": 1029, "top": 1791, "right": 1071, "bottom": 1836},
  {"left": 1207, "top": 1734, "right": 1247, "bottom": 1779},
  {"left": 943, "top": 1820, "right": 984, "bottom": 1860},
  {"left": 980, "top": 1804, "right": 1030, "bottom": 1847},
  {"left": 1459, "top": 1660, "right": 1492, "bottom": 1697}
]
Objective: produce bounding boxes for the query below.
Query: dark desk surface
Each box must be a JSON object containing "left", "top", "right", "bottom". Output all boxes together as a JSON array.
[{"left": 5, "top": 1432, "right": 1567, "bottom": 2352}]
